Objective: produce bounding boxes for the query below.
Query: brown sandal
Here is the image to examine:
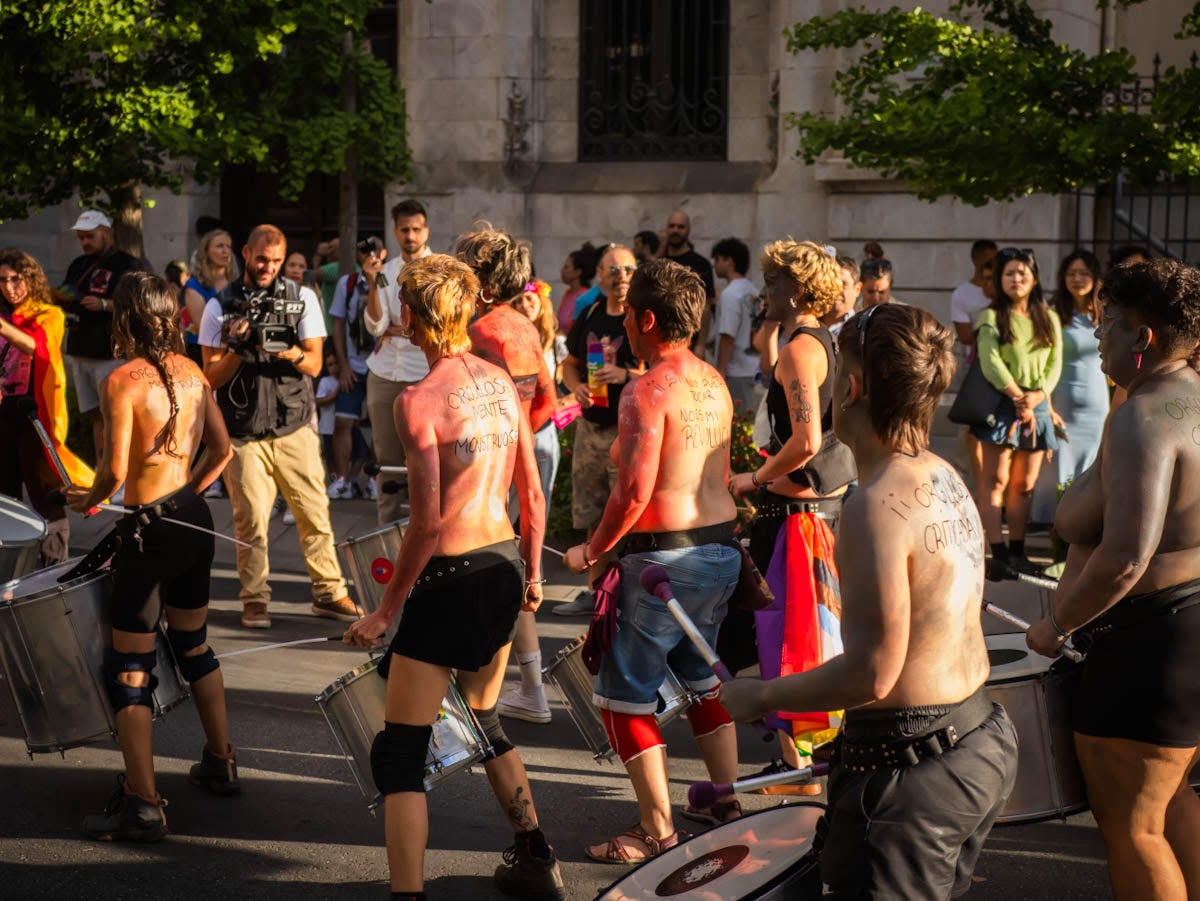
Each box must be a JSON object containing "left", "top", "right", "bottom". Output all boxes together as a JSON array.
[
  {"left": 680, "top": 798, "right": 743, "bottom": 826},
  {"left": 585, "top": 823, "right": 686, "bottom": 865}
]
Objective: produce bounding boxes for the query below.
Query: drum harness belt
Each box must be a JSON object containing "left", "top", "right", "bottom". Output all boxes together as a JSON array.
[
  {"left": 833, "top": 685, "right": 993, "bottom": 772},
  {"left": 620, "top": 520, "right": 737, "bottom": 555},
  {"left": 752, "top": 494, "right": 844, "bottom": 525}
]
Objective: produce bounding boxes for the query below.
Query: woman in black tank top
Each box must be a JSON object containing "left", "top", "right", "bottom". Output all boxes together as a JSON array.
[{"left": 723, "top": 241, "right": 853, "bottom": 783}]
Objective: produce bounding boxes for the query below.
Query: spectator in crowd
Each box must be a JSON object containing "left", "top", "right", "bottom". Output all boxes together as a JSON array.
[
  {"left": 164, "top": 260, "right": 189, "bottom": 296},
  {"left": 662, "top": 211, "right": 717, "bottom": 354},
  {"left": 728, "top": 240, "right": 853, "bottom": 787},
  {"left": 283, "top": 251, "right": 309, "bottom": 285},
  {"left": 950, "top": 240, "right": 999, "bottom": 349},
  {"left": 1109, "top": 243, "right": 1151, "bottom": 269},
  {"left": 200, "top": 224, "right": 357, "bottom": 628},
  {"left": 862, "top": 241, "right": 885, "bottom": 261},
  {"left": 328, "top": 238, "right": 383, "bottom": 501},
  {"left": 58, "top": 209, "right": 144, "bottom": 461},
  {"left": 1031, "top": 250, "right": 1109, "bottom": 526},
  {"left": 572, "top": 242, "right": 614, "bottom": 323},
  {"left": 316, "top": 352, "right": 341, "bottom": 476},
  {"left": 0, "top": 248, "right": 93, "bottom": 564},
  {"left": 711, "top": 237, "right": 760, "bottom": 412},
  {"left": 632, "top": 229, "right": 660, "bottom": 262},
  {"left": 973, "top": 248, "right": 1062, "bottom": 580},
  {"left": 860, "top": 258, "right": 900, "bottom": 307},
  {"left": 183, "top": 229, "right": 236, "bottom": 368},
  {"left": 822, "top": 255, "right": 861, "bottom": 337},
  {"left": 188, "top": 215, "right": 223, "bottom": 272},
  {"left": 556, "top": 245, "right": 642, "bottom": 616},
  {"left": 499, "top": 277, "right": 565, "bottom": 723},
  {"left": 362, "top": 199, "right": 433, "bottom": 525},
  {"left": 557, "top": 242, "right": 597, "bottom": 334}
]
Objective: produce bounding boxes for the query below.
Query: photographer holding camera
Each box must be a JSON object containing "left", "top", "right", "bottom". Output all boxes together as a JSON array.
[{"left": 199, "top": 224, "right": 357, "bottom": 630}]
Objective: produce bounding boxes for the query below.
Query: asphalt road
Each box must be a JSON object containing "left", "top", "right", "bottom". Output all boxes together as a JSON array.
[{"left": 0, "top": 499, "right": 1115, "bottom": 900}]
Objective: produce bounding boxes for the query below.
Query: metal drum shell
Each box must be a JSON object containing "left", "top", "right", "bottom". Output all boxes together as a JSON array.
[
  {"left": 984, "top": 633, "right": 1087, "bottom": 824},
  {"left": 0, "top": 561, "right": 189, "bottom": 754},
  {"left": 0, "top": 496, "right": 48, "bottom": 584},
  {"left": 338, "top": 520, "right": 408, "bottom": 617},
  {"left": 596, "top": 802, "right": 825, "bottom": 900},
  {"left": 543, "top": 637, "right": 696, "bottom": 762},
  {"left": 315, "top": 657, "right": 489, "bottom": 809}
]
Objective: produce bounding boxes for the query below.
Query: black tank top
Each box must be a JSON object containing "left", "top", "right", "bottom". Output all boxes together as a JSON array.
[{"left": 766, "top": 325, "right": 836, "bottom": 482}]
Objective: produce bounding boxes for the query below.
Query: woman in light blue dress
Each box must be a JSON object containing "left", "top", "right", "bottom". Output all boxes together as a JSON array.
[{"left": 1031, "top": 250, "right": 1109, "bottom": 524}]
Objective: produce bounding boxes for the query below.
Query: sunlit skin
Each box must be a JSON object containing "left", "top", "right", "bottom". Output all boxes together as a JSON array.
[
  {"left": 1028, "top": 294, "right": 1200, "bottom": 900},
  {"left": 823, "top": 265, "right": 860, "bottom": 323},
  {"left": 664, "top": 211, "right": 691, "bottom": 255},
  {"left": 861, "top": 274, "right": 892, "bottom": 307},
  {"left": 394, "top": 214, "right": 429, "bottom": 262},
  {"left": 1064, "top": 259, "right": 1096, "bottom": 313},
  {"left": 183, "top": 234, "right": 233, "bottom": 336}
]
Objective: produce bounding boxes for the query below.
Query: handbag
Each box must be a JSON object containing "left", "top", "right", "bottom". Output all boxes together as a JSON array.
[
  {"left": 730, "top": 542, "right": 774, "bottom": 611},
  {"left": 948, "top": 355, "right": 1005, "bottom": 428},
  {"left": 581, "top": 560, "right": 622, "bottom": 675}
]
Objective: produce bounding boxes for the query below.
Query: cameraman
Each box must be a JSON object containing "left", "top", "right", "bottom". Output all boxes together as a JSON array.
[{"left": 199, "top": 224, "right": 356, "bottom": 630}]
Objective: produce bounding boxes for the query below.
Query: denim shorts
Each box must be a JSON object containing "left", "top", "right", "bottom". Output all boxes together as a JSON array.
[
  {"left": 334, "top": 372, "right": 368, "bottom": 419},
  {"left": 970, "top": 397, "right": 1058, "bottom": 452},
  {"left": 593, "top": 543, "right": 740, "bottom": 714}
]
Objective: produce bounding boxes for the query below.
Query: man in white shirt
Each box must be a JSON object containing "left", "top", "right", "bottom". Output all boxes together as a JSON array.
[
  {"left": 823, "top": 255, "right": 862, "bottom": 338},
  {"left": 711, "top": 238, "right": 761, "bottom": 413},
  {"left": 949, "top": 239, "right": 998, "bottom": 351},
  {"left": 362, "top": 199, "right": 434, "bottom": 525}
]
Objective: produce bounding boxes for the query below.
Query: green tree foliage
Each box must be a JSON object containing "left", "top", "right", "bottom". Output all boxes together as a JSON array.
[
  {"left": 0, "top": 1, "right": 411, "bottom": 222},
  {"left": 784, "top": 0, "right": 1200, "bottom": 205}
]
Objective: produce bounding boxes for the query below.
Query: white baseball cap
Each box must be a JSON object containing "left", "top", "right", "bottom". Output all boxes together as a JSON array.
[{"left": 70, "top": 210, "right": 113, "bottom": 231}]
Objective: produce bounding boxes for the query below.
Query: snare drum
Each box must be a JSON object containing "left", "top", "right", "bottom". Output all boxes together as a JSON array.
[
  {"left": 543, "top": 637, "right": 696, "bottom": 762},
  {"left": 0, "top": 495, "right": 47, "bottom": 583},
  {"left": 984, "top": 632, "right": 1086, "bottom": 823},
  {"left": 0, "top": 561, "right": 189, "bottom": 754},
  {"left": 597, "top": 803, "right": 825, "bottom": 900},
  {"left": 338, "top": 520, "right": 407, "bottom": 616},
  {"left": 315, "top": 658, "right": 490, "bottom": 809}
]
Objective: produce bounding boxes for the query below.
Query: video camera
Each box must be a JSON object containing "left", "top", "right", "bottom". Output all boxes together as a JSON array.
[{"left": 225, "top": 281, "right": 305, "bottom": 354}]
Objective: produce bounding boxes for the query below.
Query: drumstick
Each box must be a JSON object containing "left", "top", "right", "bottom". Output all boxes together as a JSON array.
[
  {"left": 22, "top": 398, "right": 102, "bottom": 516},
  {"left": 92, "top": 502, "right": 254, "bottom": 549},
  {"left": 983, "top": 601, "right": 1083, "bottom": 663},
  {"left": 364, "top": 462, "right": 408, "bottom": 477},
  {"left": 1014, "top": 572, "right": 1060, "bottom": 591},
  {"left": 688, "top": 761, "right": 831, "bottom": 810},
  {"left": 215, "top": 635, "right": 343, "bottom": 660},
  {"left": 639, "top": 564, "right": 774, "bottom": 741}
]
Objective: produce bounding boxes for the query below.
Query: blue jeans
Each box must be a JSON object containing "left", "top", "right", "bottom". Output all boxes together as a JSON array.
[
  {"left": 533, "top": 421, "right": 561, "bottom": 521},
  {"left": 594, "top": 543, "right": 740, "bottom": 714}
]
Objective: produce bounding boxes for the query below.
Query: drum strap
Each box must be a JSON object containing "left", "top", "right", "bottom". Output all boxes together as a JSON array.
[{"left": 835, "top": 686, "right": 993, "bottom": 772}]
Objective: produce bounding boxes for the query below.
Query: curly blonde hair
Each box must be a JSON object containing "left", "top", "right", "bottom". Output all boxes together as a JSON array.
[
  {"left": 0, "top": 248, "right": 52, "bottom": 308},
  {"left": 399, "top": 254, "right": 478, "bottom": 356},
  {"left": 759, "top": 239, "right": 843, "bottom": 318}
]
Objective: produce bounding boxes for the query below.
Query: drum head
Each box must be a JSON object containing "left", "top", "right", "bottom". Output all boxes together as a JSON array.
[
  {"left": 0, "top": 496, "right": 47, "bottom": 547},
  {"left": 2, "top": 560, "right": 100, "bottom": 602},
  {"left": 986, "top": 632, "right": 1056, "bottom": 683},
  {"left": 598, "top": 803, "right": 823, "bottom": 900}
]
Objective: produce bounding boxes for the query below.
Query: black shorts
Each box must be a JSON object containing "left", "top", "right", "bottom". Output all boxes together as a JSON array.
[
  {"left": 1074, "top": 578, "right": 1200, "bottom": 748},
  {"left": 110, "top": 493, "right": 215, "bottom": 634},
  {"left": 818, "top": 703, "right": 1018, "bottom": 900},
  {"left": 384, "top": 540, "right": 523, "bottom": 673}
]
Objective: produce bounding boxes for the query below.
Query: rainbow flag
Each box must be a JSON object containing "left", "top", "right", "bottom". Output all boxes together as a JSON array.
[{"left": 12, "top": 302, "right": 94, "bottom": 488}]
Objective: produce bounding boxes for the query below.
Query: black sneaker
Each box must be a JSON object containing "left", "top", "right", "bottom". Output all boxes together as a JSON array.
[
  {"left": 494, "top": 843, "right": 565, "bottom": 900},
  {"left": 189, "top": 745, "right": 241, "bottom": 796},
  {"left": 986, "top": 557, "right": 1015, "bottom": 582},
  {"left": 1008, "top": 556, "right": 1046, "bottom": 577},
  {"left": 82, "top": 776, "right": 168, "bottom": 843}
]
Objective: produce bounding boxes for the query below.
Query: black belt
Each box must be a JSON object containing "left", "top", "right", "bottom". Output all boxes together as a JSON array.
[
  {"left": 834, "top": 686, "right": 993, "bottom": 772},
  {"left": 753, "top": 492, "right": 844, "bottom": 522},
  {"left": 620, "top": 521, "right": 737, "bottom": 555},
  {"left": 1090, "top": 576, "right": 1200, "bottom": 635}
]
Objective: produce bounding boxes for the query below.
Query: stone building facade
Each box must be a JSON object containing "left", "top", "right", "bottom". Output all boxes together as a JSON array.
[{"left": 4, "top": 0, "right": 1196, "bottom": 326}]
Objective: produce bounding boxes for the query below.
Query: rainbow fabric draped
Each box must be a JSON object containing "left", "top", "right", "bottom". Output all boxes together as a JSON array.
[
  {"left": 755, "top": 511, "right": 844, "bottom": 749},
  {"left": 12, "top": 302, "right": 94, "bottom": 487}
]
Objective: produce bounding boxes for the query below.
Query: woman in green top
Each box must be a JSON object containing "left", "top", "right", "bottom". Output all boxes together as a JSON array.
[{"left": 972, "top": 247, "right": 1062, "bottom": 579}]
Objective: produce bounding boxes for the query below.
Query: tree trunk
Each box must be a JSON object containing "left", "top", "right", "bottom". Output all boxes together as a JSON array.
[
  {"left": 337, "top": 30, "right": 358, "bottom": 278},
  {"left": 107, "top": 183, "right": 145, "bottom": 263}
]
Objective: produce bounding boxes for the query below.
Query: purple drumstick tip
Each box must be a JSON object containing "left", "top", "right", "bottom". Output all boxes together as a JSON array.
[
  {"left": 639, "top": 563, "right": 672, "bottom": 600},
  {"left": 687, "top": 780, "right": 733, "bottom": 812}
]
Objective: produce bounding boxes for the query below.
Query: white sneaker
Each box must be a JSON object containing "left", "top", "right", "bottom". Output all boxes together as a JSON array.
[
  {"left": 326, "top": 476, "right": 353, "bottom": 500},
  {"left": 365, "top": 477, "right": 378, "bottom": 501},
  {"left": 203, "top": 479, "right": 225, "bottom": 499},
  {"left": 497, "top": 686, "right": 552, "bottom": 724}
]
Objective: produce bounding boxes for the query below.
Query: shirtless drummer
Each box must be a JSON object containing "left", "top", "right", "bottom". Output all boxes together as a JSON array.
[
  {"left": 722, "top": 303, "right": 1018, "bottom": 899},
  {"left": 344, "top": 255, "right": 564, "bottom": 901},
  {"left": 65, "top": 273, "right": 237, "bottom": 841}
]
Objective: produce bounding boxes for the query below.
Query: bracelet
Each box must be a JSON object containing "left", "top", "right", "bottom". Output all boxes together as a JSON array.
[
  {"left": 525, "top": 578, "right": 546, "bottom": 585},
  {"left": 750, "top": 470, "right": 760, "bottom": 487},
  {"left": 1049, "top": 609, "right": 1072, "bottom": 641}
]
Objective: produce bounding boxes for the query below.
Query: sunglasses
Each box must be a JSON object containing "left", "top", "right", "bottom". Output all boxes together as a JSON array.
[
  {"left": 606, "top": 265, "right": 637, "bottom": 277},
  {"left": 860, "top": 259, "right": 893, "bottom": 278}
]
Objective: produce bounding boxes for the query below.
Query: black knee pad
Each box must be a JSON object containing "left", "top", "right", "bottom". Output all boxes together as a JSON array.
[
  {"left": 371, "top": 721, "right": 431, "bottom": 796},
  {"left": 106, "top": 648, "right": 159, "bottom": 712},
  {"left": 472, "top": 705, "right": 515, "bottom": 761},
  {"left": 167, "top": 625, "right": 219, "bottom": 683}
]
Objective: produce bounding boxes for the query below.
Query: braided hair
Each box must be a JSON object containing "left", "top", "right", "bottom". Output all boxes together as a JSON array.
[{"left": 111, "top": 272, "right": 187, "bottom": 457}]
